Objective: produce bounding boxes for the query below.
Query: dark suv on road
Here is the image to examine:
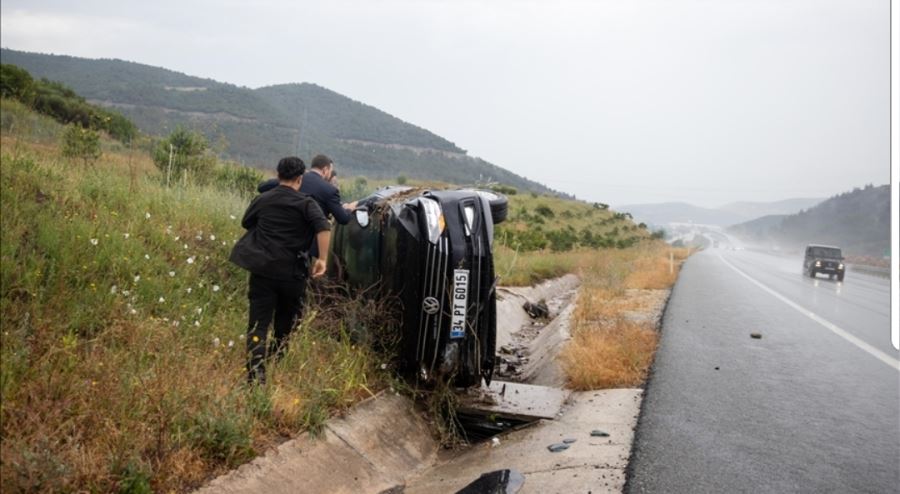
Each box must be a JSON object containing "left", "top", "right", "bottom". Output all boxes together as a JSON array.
[
  {"left": 328, "top": 186, "right": 508, "bottom": 388},
  {"left": 803, "top": 244, "right": 845, "bottom": 281}
]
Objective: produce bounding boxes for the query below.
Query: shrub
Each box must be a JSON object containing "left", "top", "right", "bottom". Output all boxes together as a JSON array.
[
  {"left": 153, "top": 127, "right": 217, "bottom": 186},
  {"left": 214, "top": 162, "right": 264, "bottom": 197},
  {"left": 61, "top": 124, "right": 101, "bottom": 166},
  {"left": 535, "top": 204, "right": 555, "bottom": 218}
]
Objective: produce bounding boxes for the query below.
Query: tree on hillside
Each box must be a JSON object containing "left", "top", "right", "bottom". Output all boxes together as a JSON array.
[
  {"left": 0, "top": 64, "right": 35, "bottom": 103},
  {"left": 153, "top": 127, "right": 216, "bottom": 186},
  {"left": 61, "top": 124, "right": 101, "bottom": 167}
]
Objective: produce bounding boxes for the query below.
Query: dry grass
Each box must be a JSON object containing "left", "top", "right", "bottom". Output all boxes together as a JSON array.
[
  {"left": 561, "top": 244, "right": 691, "bottom": 390},
  {"left": 560, "top": 318, "right": 659, "bottom": 389}
]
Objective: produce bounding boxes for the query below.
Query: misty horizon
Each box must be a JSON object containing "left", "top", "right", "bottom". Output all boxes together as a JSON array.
[{"left": 1, "top": 0, "right": 891, "bottom": 207}]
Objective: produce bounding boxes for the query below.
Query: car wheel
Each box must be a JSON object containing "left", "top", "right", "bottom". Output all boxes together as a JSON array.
[
  {"left": 470, "top": 190, "right": 508, "bottom": 224},
  {"left": 808, "top": 268, "right": 816, "bottom": 278},
  {"left": 837, "top": 273, "right": 844, "bottom": 282}
]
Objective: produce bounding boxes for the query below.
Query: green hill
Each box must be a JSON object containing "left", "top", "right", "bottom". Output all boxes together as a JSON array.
[
  {"left": 1, "top": 48, "right": 557, "bottom": 194},
  {"left": 727, "top": 184, "right": 890, "bottom": 257}
]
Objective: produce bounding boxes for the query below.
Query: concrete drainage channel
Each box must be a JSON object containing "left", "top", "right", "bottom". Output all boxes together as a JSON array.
[{"left": 197, "top": 275, "right": 655, "bottom": 494}]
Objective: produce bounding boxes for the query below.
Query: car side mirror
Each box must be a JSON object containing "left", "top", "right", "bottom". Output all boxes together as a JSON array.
[{"left": 355, "top": 209, "right": 370, "bottom": 228}]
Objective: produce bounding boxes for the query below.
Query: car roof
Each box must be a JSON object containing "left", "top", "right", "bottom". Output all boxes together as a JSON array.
[{"left": 806, "top": 244, "right": 841, "bottom": 249}]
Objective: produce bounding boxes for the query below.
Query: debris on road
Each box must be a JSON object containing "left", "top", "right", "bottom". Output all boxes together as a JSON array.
[
  {"left": 523, "top": 299, "right": 550, "bottom": 319},
  {"left": 591, "top": 430, "right": 610, "bottom": 437},
  {"left": 750, "top": 332, "right": 762, "bottom": 339},
  {"left": 456, "top": 469, "right": 525, "bottom": 494},
  {"left": 563, "top": 438, "right": 577, "bottom": 444},
  {"left": 547, "top": 443, "right": 570, "bottom": 452}
]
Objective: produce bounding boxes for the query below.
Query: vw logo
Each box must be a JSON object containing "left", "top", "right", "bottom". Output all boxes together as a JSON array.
[{"left": 422, "top": 296, "right": 440, "bottom": 315}]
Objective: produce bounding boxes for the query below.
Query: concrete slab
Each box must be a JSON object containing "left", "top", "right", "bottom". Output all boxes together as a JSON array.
[
  {"left": 194, "top": 392, "right": 437, "bottom": 494},
  {"left": 405, "top": 389, "right": 643, "bottom": 494},
  {"left": 458, "top": 381, "right": 572, "bottom": 421}
]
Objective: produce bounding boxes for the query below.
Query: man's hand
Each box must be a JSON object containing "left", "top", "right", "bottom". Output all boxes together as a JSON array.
[
  {"left": 311, "top": 258, "right": 327, "bottom": 278},
  {"left": 342, "top": 201, "right": 358, "bottom": 211}
]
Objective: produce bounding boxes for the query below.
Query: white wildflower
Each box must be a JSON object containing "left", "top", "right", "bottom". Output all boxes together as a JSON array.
[
  {"left": 183, "top": 244, "right": 188, "bottom": 250},
  {"left": 229, "top": 214, "right": 236, "bottom": 220},
  {"left": 89, "top": 238, "right": 99, "bottom": 246},
  {"left": 186, "top": 287, "right": 193, "bottom": 294},
  {"left": 380, "top": 363, "right": 388, "bottom": 370},
  {"left": 221, "top": 241, "right": 227, "bottom": 246},
  {"left": 210, "top": 234, "right": 216, "bottom": 241},
  {"left": 169, "top": 271, "right": 176, "bottom": 277},
  {"left": 144, "top": 254, "right": 150, "bottom": 260},
  {"left": 122, "top": 290, "right": 131, "bottom": 296},
  {"left": 134, "top": 275, "right": 141, "bottom": 283},
  {"left": 123, "top": 233, "right": 130, "bottom": 239},
  {"left": 212, "top": 337, "right": 220, "bottom": 346},
  {"left": 162, "top": 317, "right": 169, "bottom": 322},
  {"left": 158, "top": 297, "right": 165, "bottom": 303},
  {"left": 173, "top": 320, "right": 180, "bottom": 327},
  {"left": 227, "top": 340, "right": 234, "bottom": 348},
  {"left": 212, "top": 285, "right": 220, "bottom": 292},
  {"left": 186, "top": 256, "right": 195, "bottom": 264},
  {"left": 195, "top": 235, "right": 202, "bottom": 241},
  {"left": 238, "top": 334, "right": 245, "bottom": 340},
  {"left": 196, "top": 321, "right": 202, "bottom": 328},
  {"left": 110, "top": 285, "right": 117, "bottom": 295},
  {"left": 174, "top": 236, "right": 180, "bottom": 241},
  {"left": 196, "top": 307, "right": 203, "bottom": 314},
  {"left": 145, "top": 212, "right": 151, "bottom": 219},
  {"left": 130, "top": 308, "right": 137, "bottom": 315}
]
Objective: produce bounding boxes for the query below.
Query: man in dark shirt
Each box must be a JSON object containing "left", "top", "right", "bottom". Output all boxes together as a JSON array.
[
  {"left": 258, "top": 154, "right": 357, "bottom": 258},
  {"left": 230, "top": 157, "right": 331, "bottom": 384}
]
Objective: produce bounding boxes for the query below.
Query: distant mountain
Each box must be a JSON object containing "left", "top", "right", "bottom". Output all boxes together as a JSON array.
[
  {"left": 727, "top": 184, "right": 890, "bottom": 257},
  {"left": 1, "top": 48, "right": 555, "bottom": 194},
  {"left": 717, "top": 197, "right": 823, "bottom": 220},
  {"left": 618, "top": 196, "right": 825, "bottom": 228},
  {"left": 616, "top": 202, "right": 746, "bottom": 227}
]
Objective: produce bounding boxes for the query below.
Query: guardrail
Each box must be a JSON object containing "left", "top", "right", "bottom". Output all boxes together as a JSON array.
[{"left": 847, "top": 263, "right": 891, "bottom": 279}]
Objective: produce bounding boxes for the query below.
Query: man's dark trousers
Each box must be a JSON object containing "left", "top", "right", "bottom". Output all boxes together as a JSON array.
[{"left": 246, "top": 272, "right": 307, "bottom": 382}]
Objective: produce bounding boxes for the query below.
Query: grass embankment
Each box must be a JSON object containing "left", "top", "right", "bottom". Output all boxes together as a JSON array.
[
  {"left": 560, "top": 245, "right": 691, "bottom": 389},
  {"left": 0, "top": 106, "right": 387, "bottom": 492}
]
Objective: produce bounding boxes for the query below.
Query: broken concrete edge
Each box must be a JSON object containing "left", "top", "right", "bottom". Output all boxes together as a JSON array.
[
  {"left": 194, "top": 391, "right": 439, "bottom": 494},
  {"left": 620, "top": 280, "right": 679, "bottom": 493}
]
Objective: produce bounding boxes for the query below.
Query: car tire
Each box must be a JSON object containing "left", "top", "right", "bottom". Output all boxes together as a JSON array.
[
  {"left": 837, "top": 273, "right": 844, "bottom": 282},
  {"left": 470, "top": 190, "right": 508, "bottom": 224},
  {"left": 808, "top": 268, "right": 816, "bottom": 278}
]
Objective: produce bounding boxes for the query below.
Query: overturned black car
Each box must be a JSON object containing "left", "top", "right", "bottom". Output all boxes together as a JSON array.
[{"left": 328, "top": 186, "right": 508, "bottom": 388}]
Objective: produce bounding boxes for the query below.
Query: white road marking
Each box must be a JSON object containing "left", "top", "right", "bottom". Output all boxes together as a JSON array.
[{"left": 717, "top": 253, "right": 900, "bottom": 372}]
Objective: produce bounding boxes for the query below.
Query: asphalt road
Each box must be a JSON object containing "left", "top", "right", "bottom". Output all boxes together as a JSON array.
[{"left": 626, "top": 248, "right": 899, "bottom": 494}]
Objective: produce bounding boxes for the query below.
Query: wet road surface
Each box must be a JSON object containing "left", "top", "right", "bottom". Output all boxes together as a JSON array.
[{"left": 626, "top": 248, "right": 899, "bottom": 493}]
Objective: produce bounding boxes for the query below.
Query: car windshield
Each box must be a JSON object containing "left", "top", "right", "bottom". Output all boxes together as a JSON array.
[{"left": 811, "top": 247, "right": 842, "bottom": 258}]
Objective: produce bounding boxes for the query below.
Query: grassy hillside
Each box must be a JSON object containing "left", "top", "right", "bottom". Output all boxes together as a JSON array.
[
  {"left": 1, "top": 98, "right": 680, "bottom": 492},
  {"left": 0, "top": 100, "right": 388, "bottom": 492},
  {"left": 1, "top": 49, "right": 557, "bottom": 195},
  {"left": 727, "top": 184, "right": 890, "bottom": 256}
]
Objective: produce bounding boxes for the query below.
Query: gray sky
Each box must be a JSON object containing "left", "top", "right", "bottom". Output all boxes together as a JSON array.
[{"left": 0, "top": 0, "right": 891, "bottom": 207}]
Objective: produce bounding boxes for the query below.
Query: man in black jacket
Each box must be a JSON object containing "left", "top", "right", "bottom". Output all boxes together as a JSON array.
[
  {"left": 258, "top": 154, "right": 356, "bottom": 258},
  {"left": 230, "top": 157, "right": 331, "bottom": 384}
]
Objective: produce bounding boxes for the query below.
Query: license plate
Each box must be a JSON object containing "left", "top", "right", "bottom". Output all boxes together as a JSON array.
[{"left": 449, "top": 269, "right": 469, "bottom": 339}]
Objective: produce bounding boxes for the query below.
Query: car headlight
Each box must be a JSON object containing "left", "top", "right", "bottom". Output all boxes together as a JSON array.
[
  {"left": 815, "top": 260, "right": 821, "bottom": 267},
  {"left": 420, "top": 198, "right": 445, "bottom": 243},
  {"left": 838, "top": 263, "right": 844, "bottom": 270}
]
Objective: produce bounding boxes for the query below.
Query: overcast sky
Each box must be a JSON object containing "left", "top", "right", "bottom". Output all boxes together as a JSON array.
[{"left": 0, "top": 0, "right": 891, "bottom": 207}]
